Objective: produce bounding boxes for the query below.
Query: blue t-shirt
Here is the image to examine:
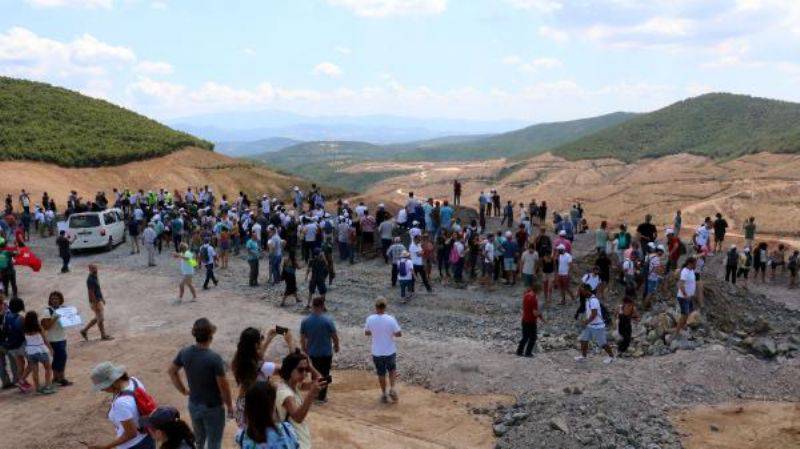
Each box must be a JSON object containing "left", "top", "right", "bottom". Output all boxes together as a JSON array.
[
  {"left": 439, "top": 206, "right": 454, "bottom": 229},
  {"left": 502, "top": 240, "right": 518, "bottom": 259},
  {"left": 300, "top": 313, "right": 337, "bottom": 357}
]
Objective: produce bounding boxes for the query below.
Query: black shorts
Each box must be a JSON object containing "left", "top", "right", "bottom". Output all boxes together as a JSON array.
[
  {"left": 372, "top": 354, "right": 397, "bottom": 376},
  {"left": 362, "top": 233, "right": 374, "bottom": 244},
  {"left": 309, "top": 278, "right": 327, "bottom": 295},
  {"left": 714, "top": 234, "right": 724, "bottom": 242}
]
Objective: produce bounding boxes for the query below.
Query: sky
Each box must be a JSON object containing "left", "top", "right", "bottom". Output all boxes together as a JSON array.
[{"left": 2, "top": 0, "right": 800, "bottom": 123}]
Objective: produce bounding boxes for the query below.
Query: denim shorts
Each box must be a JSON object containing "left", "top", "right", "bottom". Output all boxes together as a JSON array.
[
  {"left": 647, "top": 278, "right": 660, "bottom": 294},
  {"left": 522, "top": 273, "right": 534, "bottom": 287},
  {"left": 677, "top": 296, "right": 694, "bottom": 316},
  {"left": 579, "top": 327, "right": 607, "bottom": 346},
  {"left": 503, "top": 258, "right": 517, "bottom": 271},
  {"left": 27, "top": 351, "right": 50, "bottom": 364},
  {"left": 372, "top": 353, "right": 397, "bottom": 376}
]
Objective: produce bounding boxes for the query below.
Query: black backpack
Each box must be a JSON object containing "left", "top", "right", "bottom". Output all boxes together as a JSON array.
[{"left": 599, "top": 302, "right": 612, "bottom": 327}]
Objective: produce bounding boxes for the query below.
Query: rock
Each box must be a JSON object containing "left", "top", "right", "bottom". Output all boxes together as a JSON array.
[
  {"left": 777, "top": 341, "right": 790, "bottom": 354},
  {"left": 492, "top": 424, "right": 508, "bottom": 437},
  {"left": 454, "top": 363, "right": 480, "bottom": 373},
  {"left": 710, "top": 424, "right": 720, "bottom": 432},
  {"left": 511, "top": 412, "right": 529, "bottom": 423},
  {"left": 670, "top": 337, "right": 695, "bottom": 351},
  {"left": 549, "top": 416, "right": 570, "bottom": 433},
  {"left": 686, "top": 311, "right": 703, "bottom": 329},
  {"left": 572, "top": 386, "right": 583, "bottom": 395},
  {"left": 752, "top": 337, "right": 778, "bottom": 358}
]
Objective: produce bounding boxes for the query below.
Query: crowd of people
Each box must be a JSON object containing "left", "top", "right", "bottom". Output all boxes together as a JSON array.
[{"left": 1, "top": 179, "right": 798, "bottom": 448}]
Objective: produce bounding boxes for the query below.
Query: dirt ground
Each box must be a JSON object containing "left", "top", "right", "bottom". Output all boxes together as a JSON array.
[
  {"left": 0, "top": 235, "right": 507, "bottom": 449},
  {"left": 674, "top": 402, "right": 800, "bottom": 449},
  {"left": 2, "top": 218, "right": 798, "bottom": 449}
]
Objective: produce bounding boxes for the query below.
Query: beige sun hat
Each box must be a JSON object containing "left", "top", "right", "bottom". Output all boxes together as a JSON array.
[{"left": 91, "top": 361, "right": 126, "bottom": 391}]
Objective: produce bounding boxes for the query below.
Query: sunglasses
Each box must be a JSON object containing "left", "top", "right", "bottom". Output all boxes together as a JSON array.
[{"left": 296, "top": 367, "right": 310, "bottom": 374}]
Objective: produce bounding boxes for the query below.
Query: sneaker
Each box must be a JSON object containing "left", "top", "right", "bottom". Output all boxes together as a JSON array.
[
  {"left": 79, "top": 329, "right": 88, "bottom": 341},
  {"left": 2, "top": 383, "right": 16, "bottom": 390},
  {"left": 57, "top": 379, "right": 73, "bottom": 387},
  {"left": 603, "top": 357, "right": 614, "bottom": 365},
  {"left": 37, "top": 386, "right": 56, "bottom": 395},
  {"left": 389, "top": 389, "right": 399, "bottom": 402},
  {"left": 380, "top": 394, "right": 389, "bottom": 403},
  {"left": 18, "top": 384, "right": 32, "bottom": 394},
  {"left": 100, "top": 335, "right": 115, "bottom": 341},
  {"left": 574, "top": 356, "right": 587, "bottom": 362},
  {"left": 172, "top": 298, "right": 182, "bottom": 305}
]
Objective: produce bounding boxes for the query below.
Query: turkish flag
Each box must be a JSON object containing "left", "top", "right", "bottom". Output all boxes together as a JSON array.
[{"left": 2, "top": 246, "right": 42, "bottom": 272}]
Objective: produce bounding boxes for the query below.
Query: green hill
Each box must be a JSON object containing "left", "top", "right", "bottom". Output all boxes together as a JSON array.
[
  {"left": 255, "top": 141, "right": 414, "bottom": 191},
  {"left": 402, "top": 111, "right": 637, "bottom": 161},
  {"left": 552, "top": 93, "right": 800, "bottom": 162},
  {"left": 0, "top": 77, "right": 213, "bottom": 167}
]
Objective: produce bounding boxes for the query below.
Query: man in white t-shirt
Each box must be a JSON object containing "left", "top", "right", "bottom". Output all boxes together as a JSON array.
[
  {"left": 520, "top": 244, "right": 538, "bottom": 288},
  {"left": 364, "top": 298, "right": 402, "bottom": 403},
  {"left": 575, "top": 284, "right": 614, "bottom": 364},
  {"left": 396, "top": 251, "right": 414, "bottom": 299},
  {"left": 674, "top": 256, "right": 698, "bottom": 336},
  {"left": 556, "top": 245, "right": 575, "bottom": 304}
]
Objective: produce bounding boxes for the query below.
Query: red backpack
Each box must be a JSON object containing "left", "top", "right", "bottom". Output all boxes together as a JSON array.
[{"left": 116, "top": 378, "right": 158, "bottom": 420}]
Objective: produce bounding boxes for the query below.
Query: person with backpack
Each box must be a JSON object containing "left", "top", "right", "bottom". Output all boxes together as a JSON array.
[
  {"left": 199, "top": 239, "right": 218, "bottom": 290},
  {"left": 169, "top": 318, "right": 234, "bottom": 449},
  {"left": 2, "top": 297, "right": 28, "bottom": 392},
  {"left": 142, "top": 406, "right": 197, "bottom": 449},
  {"left": 574, "top": 283, "right": 615, "bottom": 364},
  {"left": 305, "top": 249, "right": 329, "bottom": 309},
  {"left": 409, "top": 235, "right": 432, "bottom": 294},
  {"left": 236, "top": 381, "right": 300, "bottom": 449},
  {"left": 397, "top": 251, "right": 414, "bottom": 299},
  {"left": 386, "top": 237, "right": 406, "bottom": 287},
  {"left": 88, "top": 361, "right": 156, "bottom": 449},
  {"left": 724, "top": 245, "right": 739, "bottom": 285}
]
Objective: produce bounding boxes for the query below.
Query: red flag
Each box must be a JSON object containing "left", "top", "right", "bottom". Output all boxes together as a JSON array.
[{"left": 1, "top": 246, "right": 42, "bottom": 272}]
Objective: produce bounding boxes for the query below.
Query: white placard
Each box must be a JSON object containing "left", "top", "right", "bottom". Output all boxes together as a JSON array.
[
  {"left": 57, "top": 221, "right": 69, "bottom": 234},
  {"left": 56, "top": 306, "right": 82, "bottom": 328}
]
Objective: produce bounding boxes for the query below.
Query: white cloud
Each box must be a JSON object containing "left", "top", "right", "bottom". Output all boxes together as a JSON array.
[
  {"left": 503, "top": 55, "right": 563, "bottom": 72},
  {"left": 335, "top": 46, "right": 352, "bottom": 55},
  {"left": 150, "top": 1, "right": 167, "bottom": 9},
  {"left": 505, "top": 0, "right": 562, "bottom": 13},
  {"left": 25, "top": 0, "right": 113, "bottom": 8},
  {"left": 538, "top": 26, "right": 569, "bottom": 42},
  {"left": 313, "top": 62, "right": 343, "bottom": 78},
  {"left": 135, "top": 60, "right": 174, "bottom": 75},
  {"left": 326, "top": 0, "right": 446, "bottom": 17},
  {"left": 586, "top": 16, "right": 695, "bottom": 48},
  {"left": 0, "top": 27, "right": 136, "bottom": 79},
  {"left": 241, "top": 47, "right": 256, "bottom": 56}
]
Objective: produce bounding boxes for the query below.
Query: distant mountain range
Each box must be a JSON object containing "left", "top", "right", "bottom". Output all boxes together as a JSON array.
[
  {"left": 168, "top": 110, "right": 527, "bottom": 145},
  {"left": 215, "top": 137, "right": 302, "bottom": 157},
  {"left": 252, "top": 92, "right": 800, "bottom": 191}
]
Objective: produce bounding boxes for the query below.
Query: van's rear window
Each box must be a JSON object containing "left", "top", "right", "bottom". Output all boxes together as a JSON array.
[{"left": 69, "top": 215, "right": 101, "bottom": 228}]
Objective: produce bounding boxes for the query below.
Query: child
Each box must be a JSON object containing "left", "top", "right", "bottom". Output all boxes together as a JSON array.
[
  {"left": 280, "top": 257, "right": 299, "bottom": 306},
  {"left": 22, "top": 311, "right": 56, "bottom": 395},
  {"left": 617, "top": 296, "right": 640, "bottom": 354}
]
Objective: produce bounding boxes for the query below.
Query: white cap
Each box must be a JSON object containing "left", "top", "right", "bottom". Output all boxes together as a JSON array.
[
  {"left": 293, "top": 186, "right": 299, "bottom": 191},
  {"left": 505, "top": 231, "right": 512, "bottom": 238},
  {"left": 648, "top": 242, "right": 656, "bottom": 248},
  {"left": 666, "top": 228, "right": 674, "bottom": 234},
  {"left": 557, "top": 244, "right": 566, "bottom": 250},
  {"left": 559, "top": 230, "right": 566, "bottom": 236}
]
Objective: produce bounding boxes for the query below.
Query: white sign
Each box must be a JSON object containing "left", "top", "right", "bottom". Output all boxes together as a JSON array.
[
  {"left": 57, "top": 221, "right": 69, "bottom": 234},
  {"left": 56, "top": 306, "right": 82, "bottom": 328}
]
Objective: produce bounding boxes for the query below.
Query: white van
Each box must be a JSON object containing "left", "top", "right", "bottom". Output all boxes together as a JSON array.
[{"left": 67, "top": 208, "right": 126, "bottom": 251}]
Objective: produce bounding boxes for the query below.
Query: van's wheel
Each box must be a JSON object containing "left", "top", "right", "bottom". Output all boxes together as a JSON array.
[{"left": 107, "top": 237, "right": 114, "bottom": 251}]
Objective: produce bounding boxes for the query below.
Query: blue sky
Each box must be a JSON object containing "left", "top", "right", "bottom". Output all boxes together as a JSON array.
[{"left": 2, "top": 0, "right": 800, "bottom": 122}]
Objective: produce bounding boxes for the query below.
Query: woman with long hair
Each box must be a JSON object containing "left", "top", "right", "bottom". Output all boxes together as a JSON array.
[
  {"left": 275, "top": 350, "right": 326, "bottom": 449},
  {"left": 231, "top": 327, "right": 291, "bottom": 428},
  {"left": 143, "top": 406, "right": 196, "bottom": 449},
  {"left": 236, "top": 381, "right": 299, "bottom": 449}
]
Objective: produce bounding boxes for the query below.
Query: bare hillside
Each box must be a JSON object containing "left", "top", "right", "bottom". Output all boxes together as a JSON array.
[
  {"left": 0, "top": 147, "right": 325, "bottom": 207},
  {"left": 352, "top": 152, "right": 800, "bottom": 243}
]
